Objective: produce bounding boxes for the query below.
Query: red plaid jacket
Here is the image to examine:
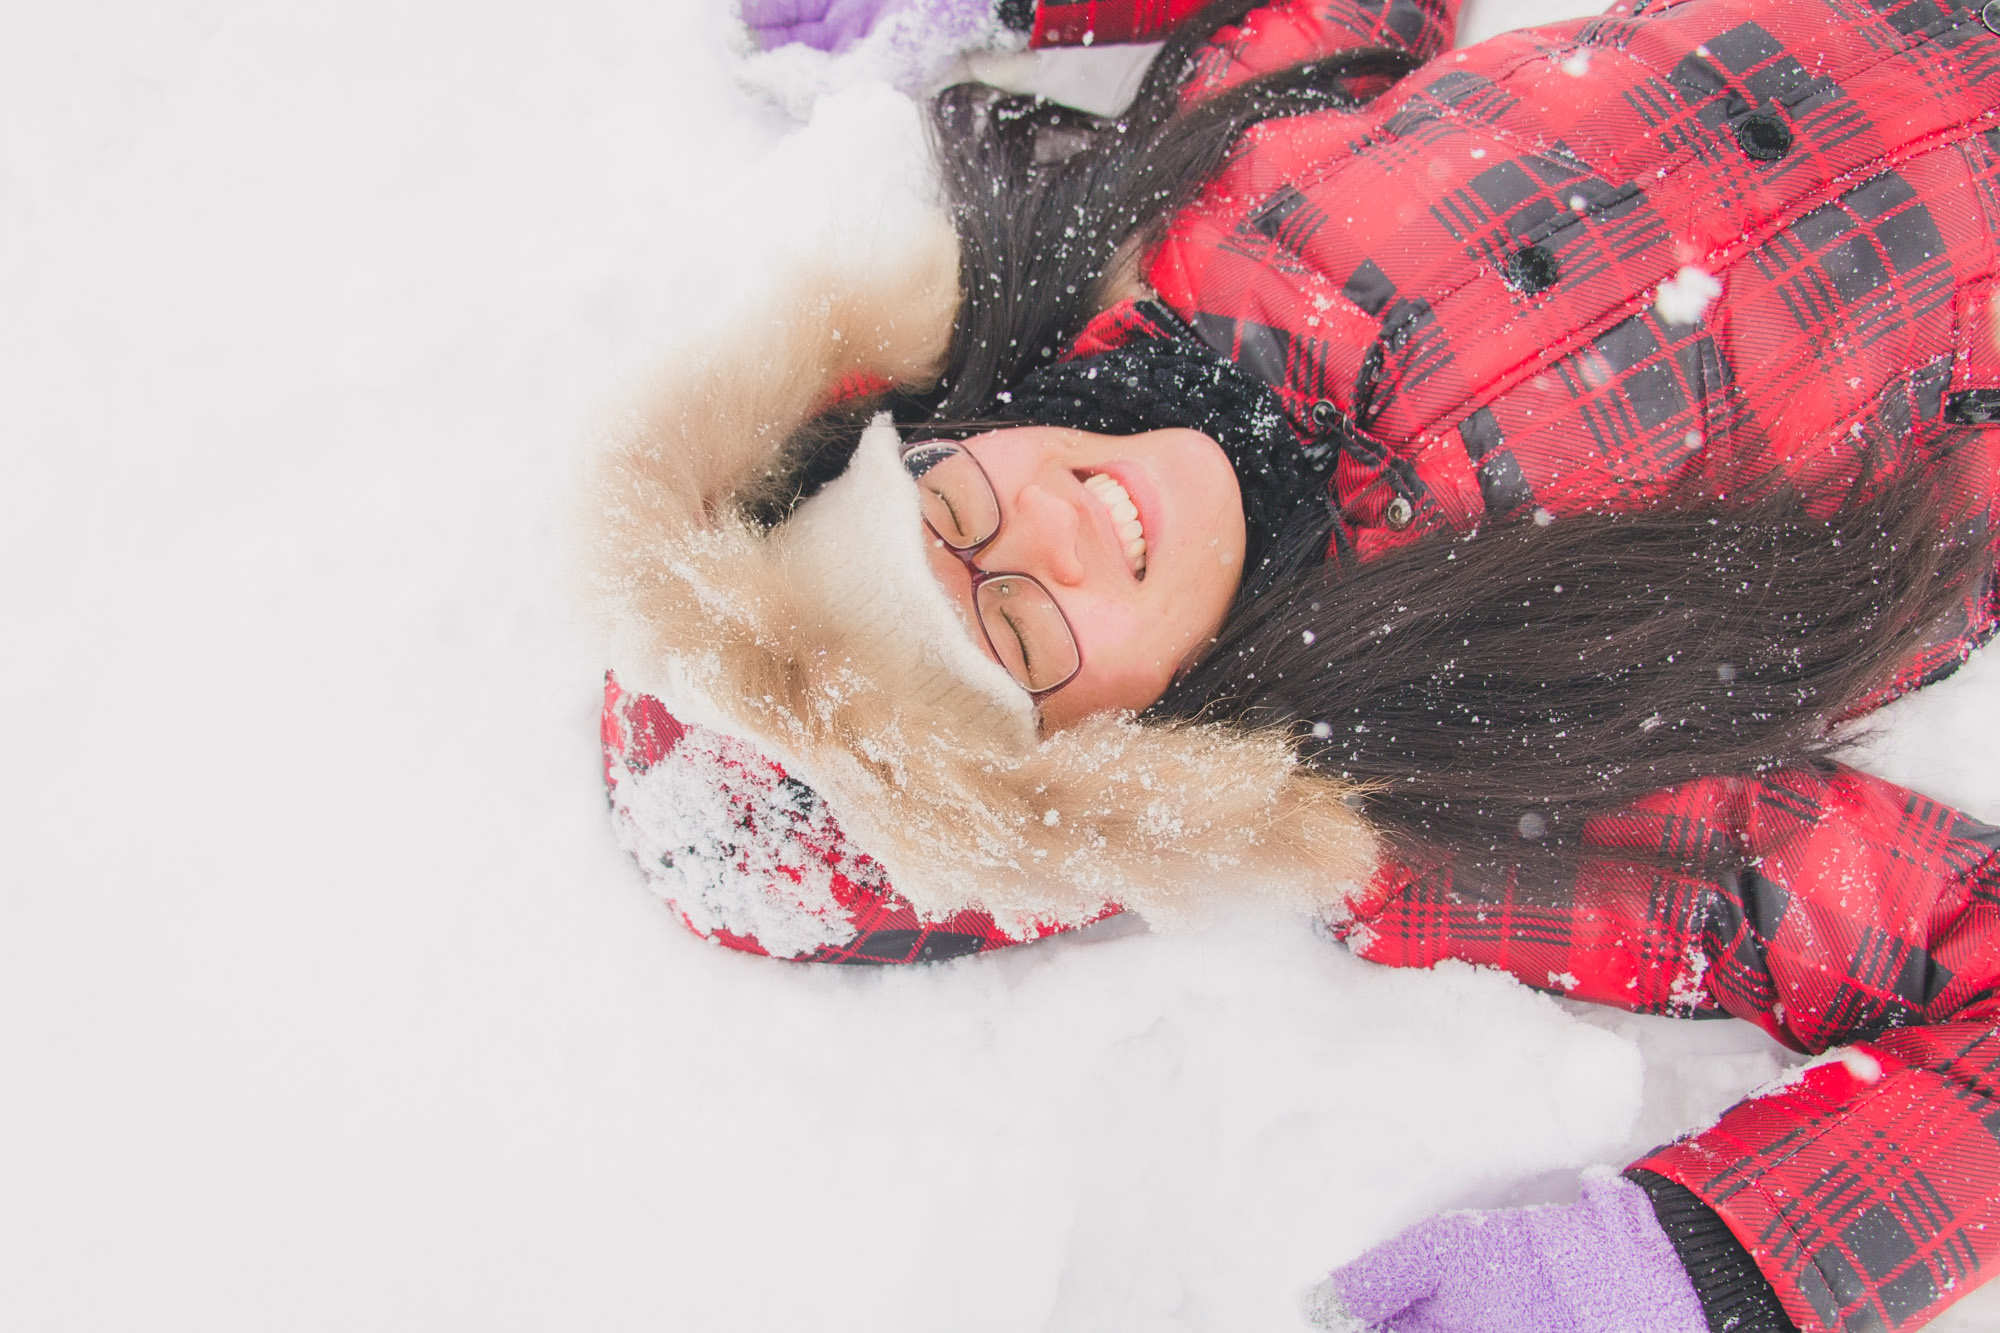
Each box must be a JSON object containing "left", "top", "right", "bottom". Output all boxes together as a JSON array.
[
  {"left": 609, "top": 1, "right": 2000, "bottom": 1328},
  {"left": 1067, "top": 0, "right": 2000, "bottom": 699}
]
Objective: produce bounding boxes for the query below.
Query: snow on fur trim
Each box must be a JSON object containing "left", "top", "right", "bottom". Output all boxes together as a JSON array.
[{"left": 578, "top": 212, "right": 1380, "bottom": 926}]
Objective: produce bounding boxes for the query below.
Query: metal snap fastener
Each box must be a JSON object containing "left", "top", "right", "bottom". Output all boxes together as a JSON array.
[
  {"left": 1309, "top": 399, "right": 1341, "bottom": 431},
  {"left": 1503, "top": 245, "right": 1560, "bottom": 294},
  {"left": 1735, "top": 112, "right": 1792, "bottom": 162},
  {"left": 1384, "top": 495, "right": 1415, "bottom": 530},
  {"left": 1983, "top": 0, "right": 2000, "bottom": 35}
]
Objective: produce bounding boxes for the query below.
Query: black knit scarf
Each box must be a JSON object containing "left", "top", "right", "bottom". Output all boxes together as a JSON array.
[{"left": 985, "top": 301, "right": 1335, "bottom": 579}]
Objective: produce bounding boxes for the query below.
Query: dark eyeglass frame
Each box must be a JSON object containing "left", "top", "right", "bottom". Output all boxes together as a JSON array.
[{"left": 902, "top": 440, "right": 1084, "bottom": 700}]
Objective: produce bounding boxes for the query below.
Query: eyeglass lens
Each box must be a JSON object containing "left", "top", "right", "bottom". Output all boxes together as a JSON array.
[
  {"left": 903, "top": 441, "right": 1082, "bottom": 695},
  {"left": 976, "top": 576, "right": 1081, "bottom": 692},
  {"left": 903, "top": 441, "right": 999, "bottom": 550}
]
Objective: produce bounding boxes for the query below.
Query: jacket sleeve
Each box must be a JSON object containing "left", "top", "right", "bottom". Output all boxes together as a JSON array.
[
  {"left": 602, "top": 675, "right": 1110, "bottom": 965},
  {"left": 1024, "top": 0, "right": 1457, "bottom": 72},
  {"left": 1341, "top": 765, "right": 2000, "bottom": 1333}
]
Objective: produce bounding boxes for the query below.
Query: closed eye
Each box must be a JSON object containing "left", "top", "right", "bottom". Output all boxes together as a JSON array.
[
  {"left": 930, "top": 486, "right": 967, "bottom": 537},
  {"left": 996, "top": 605, "right": 1035, "bottom": 673}
]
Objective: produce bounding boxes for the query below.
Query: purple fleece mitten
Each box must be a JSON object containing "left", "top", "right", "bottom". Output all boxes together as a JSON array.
[
  {"left": 1308, "top": 1174, "right": 1709, "bottom": 1333},
  {"left": 739, "top": 0, "right": 990, "bottom": 51}
]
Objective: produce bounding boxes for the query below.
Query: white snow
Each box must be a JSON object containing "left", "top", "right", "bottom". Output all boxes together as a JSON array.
[
  {"left": 1841, "top": 1048, "right": 1887, "bottom": 1086},
  {"left": 5, "top": 1, "right": 2000, "bottom": 1330},
  {"left": 609, "top": 727, "right": 865, "bottom": 959},
  {"left": 1654, "top": 265, "right": 1724, "bottom": 326}
]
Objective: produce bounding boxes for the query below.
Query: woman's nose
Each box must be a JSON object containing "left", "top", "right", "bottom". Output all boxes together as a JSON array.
[{"left": 998, "top": 482, "right": 1088, "bottom": 587}]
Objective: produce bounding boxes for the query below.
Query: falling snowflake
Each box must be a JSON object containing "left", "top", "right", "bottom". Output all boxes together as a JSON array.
[{"left": 1841, "top": 1049, "right": 1884, "bottom": 1085}]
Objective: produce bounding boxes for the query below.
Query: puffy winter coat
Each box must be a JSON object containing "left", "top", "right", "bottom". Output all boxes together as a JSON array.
[
  {"left": 1086, "top": 0, "right": 2000, "bottom": 676},
  {"left": 599, "top": 0, "right": 2000, "bottom": 1328}
]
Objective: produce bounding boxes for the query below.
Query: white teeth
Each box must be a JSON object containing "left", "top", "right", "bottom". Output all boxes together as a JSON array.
[{"left": 1083, "top": 472, "right": 1148, "bottom": 575}]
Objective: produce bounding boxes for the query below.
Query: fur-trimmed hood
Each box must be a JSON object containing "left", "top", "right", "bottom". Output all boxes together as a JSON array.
[{"left": 578, "top": 214, "right": 1379, "bottom": 931}]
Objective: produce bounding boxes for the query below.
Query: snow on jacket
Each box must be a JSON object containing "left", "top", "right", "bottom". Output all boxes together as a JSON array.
[{"left": 595, "top": 0, "right": 2000, "bottom": 1328}]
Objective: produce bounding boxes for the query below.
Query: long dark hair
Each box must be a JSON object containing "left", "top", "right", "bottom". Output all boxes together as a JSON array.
[
  {"left": 1149, "top": 481, "right": 1984, "bottom": 878},
  {"left": 925, "top": 8, "right": 1418, "bottom": 417},
  {"left": 767, "top": 3, "right": 1988, "bottom": 885}
]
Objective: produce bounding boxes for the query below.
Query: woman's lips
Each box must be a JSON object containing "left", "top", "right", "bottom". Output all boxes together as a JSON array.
[{"left": 1081, "top": 471, "right": 1148, "bottom": 576}]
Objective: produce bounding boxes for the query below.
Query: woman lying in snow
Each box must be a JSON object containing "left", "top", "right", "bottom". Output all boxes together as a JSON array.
[{"left": 582, "top": 0, "right": 2000, "bottom": 1327}]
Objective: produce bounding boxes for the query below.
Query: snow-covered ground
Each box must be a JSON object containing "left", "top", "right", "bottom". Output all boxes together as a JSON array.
[{"left": 5, "top": 2, "right": 1999, "bottom": 1329}]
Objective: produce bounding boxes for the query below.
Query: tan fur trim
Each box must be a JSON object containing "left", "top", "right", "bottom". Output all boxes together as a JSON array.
[{"left": 580, "top": 213, "right": 1379, "bottom": 927}]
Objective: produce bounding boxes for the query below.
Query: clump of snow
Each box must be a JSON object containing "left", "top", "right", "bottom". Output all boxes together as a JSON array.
[
  {"left": 738, "top": 0, "right": 1024, "bottom": 115},
  {"left": 608, "top": 727, "right": 862, "bottom": 960},
  {"left": 1457, "top": 0, "right": 1613, "bottom": 43},
  {"left": 1654, "top": 265, "right": 1723, "bottom": 326},
  {"left": 1846, "top": 646, "right": 2000, "bottom": 821},
  {"left": 1302, "top": 1274, "right": 1352, "bottom": 1328},
  {"left": 1842, "top": 1048, "right": 1885, "bottom": 1085},
  {"left": 962, "top": 39, "right": 1158, "bottom": 116}
]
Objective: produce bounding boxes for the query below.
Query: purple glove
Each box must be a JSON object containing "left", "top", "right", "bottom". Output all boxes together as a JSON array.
[
  {"left": 1308, "top": 1174, "right": 1709, "bottom": 1333},
  {"left": 738, "top": 0, "right": 903, "bottom": 52},
  {"left": 740, "top": 0, "right": 996, "bottom": 51}
]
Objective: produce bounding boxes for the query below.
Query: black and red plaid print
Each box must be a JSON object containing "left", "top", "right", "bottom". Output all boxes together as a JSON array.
[
  {"left": 1344, "top": 767, "right": 2000, "bottom": 1332},
  {"left": 602, "top": 675, "right": 1106, "bottom": 965},
  {"left": 1059, "top": 0, "right": 2000, "bottom": 689},
  {"left": 1028, "top": 0, "right": 1453, "bottom": 57},
  {"left": 1029, "top": 0, "right": 1208, "bottom": 46}
]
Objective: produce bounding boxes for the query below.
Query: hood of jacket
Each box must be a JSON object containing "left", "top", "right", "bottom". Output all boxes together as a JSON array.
[{"left": 577, "top": 213, "right": 1379, "bottom": 932}]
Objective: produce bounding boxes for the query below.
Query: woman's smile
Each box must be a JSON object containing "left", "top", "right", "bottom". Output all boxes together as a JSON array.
[{"left": 1079, "top": 470, "right": 1148, "bottom": 576}]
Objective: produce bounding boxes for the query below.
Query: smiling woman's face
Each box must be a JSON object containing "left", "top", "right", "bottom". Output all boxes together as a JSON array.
[{"left": 919, "top": 425, "right": 1247, "bottom": 731}]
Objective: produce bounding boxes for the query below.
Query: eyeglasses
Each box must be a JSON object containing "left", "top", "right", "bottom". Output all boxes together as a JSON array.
[{"left": 901, "top": 439, "right": 1083, "bottom": 698}]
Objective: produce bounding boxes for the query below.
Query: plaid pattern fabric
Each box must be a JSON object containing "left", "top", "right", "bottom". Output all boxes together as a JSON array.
[
  {"left": 1066, "top": 0, "right": 2000, "bottom": 698},
  {"left": 1029, "top": 0, "right": 1457, "bottom": 64},
  {"left": 1343, "top": 767, "right": 2000, "bottom": 1332},
  {"left": 602, "top": 675, "right": 1107, "bottom": 965},
  {"left": 1030, "top": 0, "right": 1214, "bottom": 46}
]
